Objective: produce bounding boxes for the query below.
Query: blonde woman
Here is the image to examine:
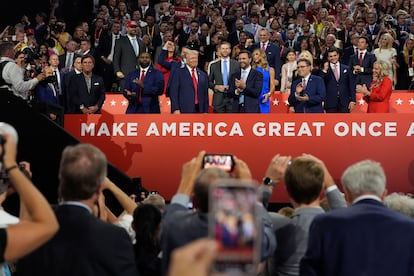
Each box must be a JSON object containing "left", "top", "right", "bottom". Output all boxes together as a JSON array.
[
  {"left": 356, "top": 60, "right": 392, "bottom": 113},
  {"left": 280, "top": 48, "right": 297, "bottom": 94},
  {"left": 372, "top": 33, "right": 397, "bottom": 85},
  {"left": 396, "top": 37, "right": 414, "bottom": 90},
  {"left": 252, "top": 49, "right": 276, "bottom": 113}
]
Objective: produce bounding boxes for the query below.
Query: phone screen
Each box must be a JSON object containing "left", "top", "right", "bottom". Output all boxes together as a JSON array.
[
  {"left": 203, "top": 154, "right": 234, "bottom": 172},
  {"left": 209, "top": 179, "right": 259, "bottom": 274}
]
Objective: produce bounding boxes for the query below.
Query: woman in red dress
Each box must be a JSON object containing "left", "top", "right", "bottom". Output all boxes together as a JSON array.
[
  {"left": 156, "top": 41, "right": 181, "bottom": 95},
  {"left": 356, "top": 60, "right": 392, "bottom": 113}
]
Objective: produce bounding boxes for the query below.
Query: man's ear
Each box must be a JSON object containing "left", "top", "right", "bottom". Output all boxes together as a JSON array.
[{"left": 381, "top": 188, "right": 388, "bottom": 201}]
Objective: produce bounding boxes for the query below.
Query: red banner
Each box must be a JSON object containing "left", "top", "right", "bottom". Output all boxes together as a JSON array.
[
  {"left": 64, "top": 113, "right": 414, "bottom": 202},
  {"left": 174, "top": 7, "right": 193, "bottom": 20}
]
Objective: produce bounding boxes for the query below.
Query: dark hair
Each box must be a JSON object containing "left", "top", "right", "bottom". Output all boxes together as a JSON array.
[
  {"left": 133, "top": 204, "right": 162, "bottom": 275},
  {"left": 284, "top": 158, "right": 324, "bottom": 204},
  {"left": 81, "top": 54, "right": 95, "bottom": 64},
  {"left": 285, "top": 48, "right": 296, "bottom": 61},
  {"left": 327, "top": 47, "right": 340, "bottom": 55},
  {"left": 297, "top": 58, "right": 311, "bottom": 66},
  {"left": 238, "top": 49, "right": 252, "bottom": 58},
  {"left": 0, "top": 43, "right": 14, "bottom": 56},
  {"left": 358, "top": 35, "right": 369, "bottom": 44}
]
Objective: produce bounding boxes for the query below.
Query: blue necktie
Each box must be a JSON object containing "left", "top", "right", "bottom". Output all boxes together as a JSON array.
[
  {"left": 239, "top": 70, "right": 247, "bottom": 104},
  {"left": 223, "top": 59, "right": 228, "bottom": 86},
  {"left": 131, "top": 37, "right": 138, "bottom": 56}
]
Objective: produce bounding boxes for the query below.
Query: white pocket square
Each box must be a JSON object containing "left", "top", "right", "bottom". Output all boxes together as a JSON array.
[
  {"left": 344, "top": 69, "right": 347, "bottom": 73},
  {"left": 94, "top": 82, "right": 100, "bottom": 85}
]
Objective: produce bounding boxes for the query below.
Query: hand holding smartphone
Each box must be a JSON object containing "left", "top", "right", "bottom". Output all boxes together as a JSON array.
[
  {"left": 202, "top": 154, "right": 235, "bottom": 172},
  {"left": 209, "top": 179, "right": 259, "bottom": 275}
]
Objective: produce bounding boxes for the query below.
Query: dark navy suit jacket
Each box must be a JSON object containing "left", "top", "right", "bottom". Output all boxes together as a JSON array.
[
  {"left": 228, "top": 68, "right": 263, "bottom": 113},
  {"left": 35, "top": 81, "right": 60, "bottom": 106},
  {"left": 157, "top": 49, "right": 184, "bottom": 97},
  {"left": 349, "top": 51, "right": 377, "bottom": 87},
  {"left": 123, "top": 67, "right": 164, "bottom": 114},
  {"left": 250, "top": 42, "right": 281, "bottom": 80},
  {"left": 169, "top": 66, "right": 209, "bottom": 113},
  {"left": 288, "top": 75, "right": 326, "bottom": 113},
  {"left": 319, "top": 63, "right": 355, "bottom": 112},
  {"left": 301, "top": 199, "right": 414, "bottom": 276},
  {"left": 68, "top": 73, "right": 106, "bottom": 114}
]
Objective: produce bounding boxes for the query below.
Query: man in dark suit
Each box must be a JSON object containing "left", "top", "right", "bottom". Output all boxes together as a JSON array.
[
  {"left": 341, "top": 33, "right": 360, "bottom": 66},
  {"left": 300, "top": 159, "right": 414, "bottom": 276},
  {"left": 288, "top": 58, "right": 326, "bottom": 113},
  {"left": 68, "top": 55, "right": 105, "bottom": 114},
  {"left": 366, "top": 11, "right": 381, "bottom": 46},
  {"left": 320, "top": 48, "right": 356, "bottom": 113},
  {"left": 208, "top": 42, "right": 240, "bottom": 113},
  {"left": 250, "top": 29, "right": 282, "bottom": 87},
  {"left": 113, "top": 20, "right": 146, "bottom": 91},
  {"left": 95, "top": 21, "right": 122, "bottom": 92},
  {"left": 229, "top": 50, "right": 263, "bottom": 113},
  {"left": 18, "top": 144, "right": 138, "bottom": 276},
  {"left": 123, "top": 52, "right": 164, "bottom": 113},
  {"left": 349, "top": 36, "right": 377, "bottom": 88},
  {"left": 63, "top": 56, "right": 83, "bottom": 113},
  {"left": 170, "top": 50, "right": 209, "bottom": 113},
  {"left": 58, "top": 40, "right": 77, "bottom": 72}
]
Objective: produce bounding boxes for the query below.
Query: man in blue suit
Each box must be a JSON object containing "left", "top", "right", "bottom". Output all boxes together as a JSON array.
[
  {"left": 170, "top": 50, "right": 209, "bottom": 113},
  {"left": 68, "top": 55, "right": 105, "bottom": 114},
  {"left": 250, "top": 29, "right": 282, "bottom": 87},
  {"left": 229, "top": 50, "right": 263, "bottom": 113},
  {"left": 349, "top": 36, "right": 376, "bottom": 88},
  {"left": 288, "top": 58, "right": 326, "bottom": 113},
  {"left": 300, "top": 159, "right": 414, "bottom": 276},
  {"left": 320, "top": 48, "right": 356, "bottom": 113},
  {"left": 124, "top": 52, "right": 164, "bottom": 113}
]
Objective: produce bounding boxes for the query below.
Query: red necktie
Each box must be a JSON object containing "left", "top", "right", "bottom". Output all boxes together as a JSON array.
[
  {"left": 261, "top": 43, "right": 266, "bottom": 51},
  {"left": 192, "top": 68, "right": 198, "bottom": 104},
  {"left": 359, "top": 52, "right": 363, "bottom": 65},
  {"left": 138, "top": 69, "right": 145, "bottom": 104}
]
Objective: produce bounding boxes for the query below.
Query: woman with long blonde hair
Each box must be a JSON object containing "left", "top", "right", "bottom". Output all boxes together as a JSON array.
[
  {"left": 356, "top": 60, "right": 392, "bottom": 113},
  {"left": 372, "top": 32, "right": 397, "bottom": 86},
  {"left": 252, "top": 49, "right": 276, "bottom": 113}
]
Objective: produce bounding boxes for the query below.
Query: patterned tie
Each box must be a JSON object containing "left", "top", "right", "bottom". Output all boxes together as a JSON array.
[
  {"left": 302, "top": 78, "right": 307, "bottom": 91},
  {"left": 192, "top": 68, "right": 198, "bottom": 104},
  {"left": 223, "top": 59, "right": 228, "bottom": 86},
  {"left": 261, "top": 42, "right": 266, "bottom": 51},
  {"left": 333, "top": 63, "right": 339, "bottom": 81},
  {"left": 138, "top": 69, "right": 145, "bottom": 104}
]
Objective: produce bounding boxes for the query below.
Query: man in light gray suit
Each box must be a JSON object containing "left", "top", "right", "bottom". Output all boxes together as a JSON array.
[
  {"left": 260, "top": 154, "right": 347, "bottom": 276},
  {"left": 113, "top": 20, "right": 146, "bottom": 91},
  {"left": 208, "top": 42, "right": 240, "bottom": 113}
]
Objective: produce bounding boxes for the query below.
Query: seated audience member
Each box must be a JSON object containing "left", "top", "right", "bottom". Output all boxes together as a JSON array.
[
  {"left": 17, "top": 144, "right": 137, "bottom": 276},
  {"left": 161, "top": 151, "right": 276, "bottom": 275},
  {"left": 300, "top": 160, "right": 414, "bottom": 276},
  {"left": 0, "top": 123, "right": 58, "bottom": 262},
  {"left": 384, "top": 193, "right": 414, "bottom": 219},
  {"left": 262, "top": 154, "right": 347, "bottom": 276},
  {"left": 132, "top": 204, "right": 162, "bottom": 276}
]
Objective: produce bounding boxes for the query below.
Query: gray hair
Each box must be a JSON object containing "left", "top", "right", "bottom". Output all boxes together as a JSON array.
[
  {"left": 341, "top": 160, "right": 386, "bottom": 197},
  {"left": 384, "top": 193, "right": 414, "bottom": 219}
]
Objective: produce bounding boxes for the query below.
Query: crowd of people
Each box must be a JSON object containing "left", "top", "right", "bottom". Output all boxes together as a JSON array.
[
  {"left": 0, "top": 0, "right": 413, "bottom": 119},
  {"left": 1, "top": 120, "right": 414, "bottom": 275}
]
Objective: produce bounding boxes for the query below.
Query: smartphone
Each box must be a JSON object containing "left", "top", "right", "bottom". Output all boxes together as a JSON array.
[
  {"left": 202, "top": 154, "right": 235, "bottom": 172},
  {"left": 209, "top": 179, "right": 259, "bottom": 274}
]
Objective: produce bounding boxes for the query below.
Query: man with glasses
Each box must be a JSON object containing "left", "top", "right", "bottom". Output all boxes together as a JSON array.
[{"left": 288, "top": 58, "right": 325, "bottom": 113}]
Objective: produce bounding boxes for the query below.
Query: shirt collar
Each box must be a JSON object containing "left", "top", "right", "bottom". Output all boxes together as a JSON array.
[
  {"left": 353, "top": 194, "right": 382, "bottom": 204},
  {"left": 60, "top": 201, "right": 93, "bottom": 213}
]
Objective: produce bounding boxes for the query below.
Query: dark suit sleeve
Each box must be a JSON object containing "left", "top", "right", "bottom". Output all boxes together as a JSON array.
[
  {"left": 308, "top": 77, "right": 326, "bottom": 104},
  {"left": 273, "top": 45, "right": 282, "bottom": 81},
  {"left": 95, "top": 76, "right": 106, "bottom": 108},
  {"left": 208, "top": 62, "right": 217, "bottom": 89},
  {"left": 362, "top": 54, "right": 377, "bottom": 75},
  {"left": 288, "top": 81, "right": 299, "bottom": 106},
  {"left": 124, "top": 72, "right": 137, "bottom": 101},
  {"left": 228, "top": 73, "right": 238, "bottom": 98},
  {"left": 69, "top": 76, "right": 81, "bottom": 109},
  {"left": 244, "top": 70, "right": 263, "bottom": 98},
  {"left": 169, "top": 70, "right": 180, "bottom": 113},
  {"left": 157, "top": 49, "right": 173, "bottom": 70},
  {"left": 143, "top": 69, "right": 165, "bottom": 96},
  {"left": 258, "top": 203, "right": 277, "bottom": 261},
  {"left": 113, "top": 39, "right": 122, "bottom": 73}
]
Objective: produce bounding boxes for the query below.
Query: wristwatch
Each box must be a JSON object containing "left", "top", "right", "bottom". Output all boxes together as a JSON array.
[{"left": 263, "top": 177, "right": 276, "bottom": 188}]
